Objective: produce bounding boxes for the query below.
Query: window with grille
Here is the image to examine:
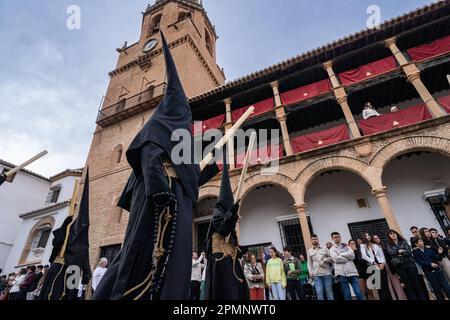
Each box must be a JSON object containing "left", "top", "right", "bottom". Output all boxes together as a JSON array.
[
  {"left": 426, "top": 195, "right": 450, "bottom": 233},
  {"left": 31, "top": 226, "right": 52, "bottom": 249},
  {"left": 279, "top": 218, "right": 305, "bottom": 257},
  {"left": 46, "top": 185, "right": 62, "bottom": 204}
]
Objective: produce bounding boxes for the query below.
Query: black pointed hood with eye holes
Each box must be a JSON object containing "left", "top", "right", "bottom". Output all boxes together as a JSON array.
[
  {"left": 216, "top": 147, "right": 234, "bottom": 212},
  {"left": 125, "top": 32, "right": 200, "bottom": 202}
]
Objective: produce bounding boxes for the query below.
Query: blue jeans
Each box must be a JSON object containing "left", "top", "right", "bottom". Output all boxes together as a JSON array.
[
  {"left": 314, "top": 275, "right": 334, "bottom": 300},
  {"left": 338, "top": 276, "right": 364, "bottom": 300},
  {"left": 270, "top": 282, "right": 286, "bottom": 300}
]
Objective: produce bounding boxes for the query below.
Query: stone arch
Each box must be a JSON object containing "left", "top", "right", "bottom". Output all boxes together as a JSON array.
[
  {"left": 198, "top": 184, "right": 220, "bottom": 202},
  {"left": 238, "top": 172, "right": 299, "bottom": 204},
  {"left": 370, "top": 136, "right": 450, "bottom": 169},
  {"left": 18, "top": 216, "right": 56, "bottom": 265},
  {"left": 295, "top": 156, "right": 376, "bottom": 202}
]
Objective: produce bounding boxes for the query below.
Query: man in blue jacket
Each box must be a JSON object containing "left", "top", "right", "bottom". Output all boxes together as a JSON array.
[{"left": 412, "top": 238, "right": 450, "bottom": 300}]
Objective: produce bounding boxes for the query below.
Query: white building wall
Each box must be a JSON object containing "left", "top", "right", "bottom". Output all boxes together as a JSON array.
[
  {"left": 0, "top": 164, "right": 50, "bottom": 271},
  {"left": 383, "top": 153, "right": 449, "bottom": 236},
  {"left": 237, "top": 152, "right": 449, "bottom": 250},
  {"left": 306, "top": 172, "right": 384, "bottom": 244},
  {"left": 3, "top": 175, "right": 79, "bottom": 273},
  {"left": 239, "top": 186, "right": 297, "bottom": 251}
]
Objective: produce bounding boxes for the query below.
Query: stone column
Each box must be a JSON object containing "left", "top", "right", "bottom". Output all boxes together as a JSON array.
[
  {"left": 294, "top": 203, "right": 312, "bottom": 251},
  {"left": 323, "top": 61, "right": 362, "bottom": 139},
  {"left": 271, "top": 81, "right": 293, "bottom": 156},
  {"left": 372, "top": 187, "right": 402, "bottom": 234},
  {"left": 385, "top": 37, "right": 446, "bottom": 118},
  {"left": 224, "top": 98, "right": 235, "bottom": 169},
  {"left": 270, "top": 81, "right": 283, "bottom": 107}
]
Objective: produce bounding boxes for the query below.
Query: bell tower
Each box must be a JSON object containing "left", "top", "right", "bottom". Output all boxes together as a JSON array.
[{"left": 84, "top": 0, "right": 224, "bottom": 268}]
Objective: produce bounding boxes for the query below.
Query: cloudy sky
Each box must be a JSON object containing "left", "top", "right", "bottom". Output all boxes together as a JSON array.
[{"left": 0, "top": 0, "right": 433, "bottom": 176}]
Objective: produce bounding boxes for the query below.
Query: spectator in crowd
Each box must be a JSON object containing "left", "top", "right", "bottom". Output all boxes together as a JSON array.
[
  {"left": 190, "top": 251, "right": 205, "bottom": 300},
  {"left": 1, "top": 273, "right": 16, "bottom": 300},
  {"left": 9, "top": 268, "right": 26, "bottom": 300},
  {"left": 419, "top": 228, "right": 433, "bottom": 247},
  {"left": 27, "top": 265, "right": 43, "bottom": 300},
  {"left": 0, "top": 275, "right": 6, "bottom": 299},
  {"left": 307, "top": 234, "right": 334, "bottom": 300},
  {"left": 92, "top": 257, "right": 108, "bottom": 294},
  {"left": 360, "top": 233, "right": 392, "bottom": 300},
  {"left": 391, "top": 106, "right": 399, "bottom": 112},
  {"left": 266, "top": 247, "right": 286, "bottom": 300},
  {"left": 32, "top": 265, "right": 48, "bottom": 300},
  {"left": 386, "top": 230, "right": 427, "bottom": 300},
  {"left": 362, "top": 102, "right": 381, "bottom": 119},
  {"left": 349, "top": 239, "right": 372, "bottom": 300},
  {"left": 330, "top": 232, "right": 364, "bottom": 300},
  {"left": 18, "top": 265, "right": 36, "bottom": 300},
  {"left": 410, "top": 226, "right": 420, "bottom": 244},
  {"left": 412, "top": 238, "right": 450, "bottom": 300},
  {"left": 445, "top": 227, "right": 450, "bottom": 242},
  {"left": 298, "top": 255, "right": 309, "bottom": 287},
  {"left": 429, "top": 228, "right": 450, "bottom": 280},
  {"left": 261, "top": 259, "right": 271, "bottom": 300},
  {"left": 244, "top": 254, "right": 265, "bottom": 300},
  {"left": 281, "top": 247, "right": 304, "bottom": 300},
  {"left": 373, "top": 235, "right": 408, "bottom": 300},
  {"left": 200, "top": 252, "right": 207, "bottom": 300}
]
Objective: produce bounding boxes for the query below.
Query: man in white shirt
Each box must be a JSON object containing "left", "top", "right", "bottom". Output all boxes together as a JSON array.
[
  {"left": 362, "top": 102, "right": 381, "bottom": 119},
  {"left": 92, "top": 257, "right": 108, "bottom": 293},
  {"left": 190, "top": 251, "right": 205, "bottom": 300}
]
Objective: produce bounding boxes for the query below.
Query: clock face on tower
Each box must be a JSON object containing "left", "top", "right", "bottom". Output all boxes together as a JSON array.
[{"left": 143, "top": 39, "right": 158, "bottom": 53}]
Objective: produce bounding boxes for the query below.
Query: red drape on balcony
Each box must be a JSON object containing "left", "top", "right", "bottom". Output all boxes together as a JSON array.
[
  {"left": 339, "top": 56, "right": 397, "bottom": 85},
  {"left": 192, "top": 114, "right": 225, "bottom": 135},
  {"left": 437, "top": 95, "right": 450, "bottom": 114},
  {"left": 235, "top": 143, "right": 283, "bottom": 169},
  {"left": 407, "top": 35, "right": 450, "bottom": 62},
  {"left": 291, "top": 124, "right": 350, "bottom": 154},
  {"left": 358, "top": 104, "right": 432, "bottom": 135},
  {"left": 280, "top": 79, "right": 331, "bottom": 106},
  {"left": 231, "top": 98, "right": 274, "bottom": 122}
]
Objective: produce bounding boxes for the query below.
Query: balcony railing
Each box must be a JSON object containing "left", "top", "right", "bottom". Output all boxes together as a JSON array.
[{"left": 96, "top": 82, "right": 167, "bottom": 127}]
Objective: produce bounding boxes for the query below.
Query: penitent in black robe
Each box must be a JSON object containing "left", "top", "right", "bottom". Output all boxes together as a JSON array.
[
  {"left": 93, "top": 144, "right": 218, "bottom": 300},
  {"left": 204, "top": 150, "right": 250, "bottom": 300},
  {"left": 92, "top": 32, "right": 219, "bottom": 300},
  {"left": 39, "top": 169, "right": 92, "bottom": 300}
]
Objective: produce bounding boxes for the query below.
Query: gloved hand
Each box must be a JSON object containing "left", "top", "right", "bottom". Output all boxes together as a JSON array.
[
  {"left": 152, "top": 190, "right": 176, "bottom": 208},
  {"left": 231, "top": 200, "right": 241, "bottom": 216}
]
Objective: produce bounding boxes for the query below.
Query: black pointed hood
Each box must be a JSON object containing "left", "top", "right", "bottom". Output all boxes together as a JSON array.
[
  {"left": 125, "top": 31, "right": 200, "bottom": 201},
  {"left": 216, "top": 148, "right": 234, "bottom": 211},
  {"left": 64, "top": 168, "right": 90, "bottom": 267}
]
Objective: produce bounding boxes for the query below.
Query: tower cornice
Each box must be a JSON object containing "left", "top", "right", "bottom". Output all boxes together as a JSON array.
[
  {"left": 108, "top": 34, "right": 221, "bottom": 86},
  {"left": 144, "top": 0, "right": 217, "bottom": 38}
]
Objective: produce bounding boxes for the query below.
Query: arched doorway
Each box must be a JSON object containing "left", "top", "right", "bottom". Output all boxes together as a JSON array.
[
  {"left": 239, "top": 185, "right": 308, "bottom": 257},
  {"left": 305, "top": 170, "right": 389, "bottom": 244},
  {"left": 382, "top": 151, "right": 450, "bottom": 235},
  {"left": 193, "top": 197, "right": 217, "bottom": 253}
]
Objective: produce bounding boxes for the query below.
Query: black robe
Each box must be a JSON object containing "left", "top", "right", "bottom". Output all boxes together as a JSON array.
[
  {"left": 93, "top": 144, "right": 218, "bottom": 300},
  {"left": 204, "top": 206, "right": 250, "bottom": 300},
  {"left": 204, "top": 148, "right": 249, "bottom": 300},
  {"left": 39, "top": 170, "right": 92, "bottom": 300}
]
